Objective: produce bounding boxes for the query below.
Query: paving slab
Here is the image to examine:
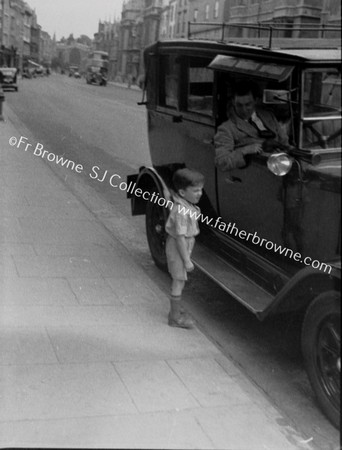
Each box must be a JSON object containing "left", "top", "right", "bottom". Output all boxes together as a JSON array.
[
  {"left": 193, "top": 405, "right": 300, "bottom": 450},
  {"left": 0, "top": 327, "right": 58, "bottom": 365},
  {"left": 0, "top": 411, "right": 215, "bottom": 449},
  {"left": 67, "top": 277, "right": 122, "bottom": 305},
  {"left": 167, "top": 357, "right": 252, "bottom": 407},
  {"left": 0, "top": 242, "right": 36, "bottom": 256},
  {"left": 91, "top": 253, "right": 148, "bottom": 279},
  {"left": 0, "top": 362, "right": 137, "bottom": 422},
  {"left": 0, "top": 255, "right": 19, "bottom": 277},
  {"left": 13, "top": 255, "right": 104, "bottom": 278},
  {"left": 33, "top": 242, "right": 122, "bottom": 257},
  {"left": 0, "top": 278, "right": 78, "bottom": 306},
  {"left": 45, "top": 323, "right": 221, "bottom": 364},
  {"left": 105, "top": 276, "right": 163, "bottom": 305},
  {"left": 115, "top": 359, "right": 200, "bottom": 412},
  {"left": 17, "top": 217, "right": 112, "bottom": 245}
]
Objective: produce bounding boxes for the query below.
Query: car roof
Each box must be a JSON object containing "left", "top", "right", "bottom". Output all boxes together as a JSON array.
[
  {"left": 148, "top": 39, "right": 341, "bottom": 64},
  {"left": 275, "top": 48, "right": 341, "bottom": 60}
]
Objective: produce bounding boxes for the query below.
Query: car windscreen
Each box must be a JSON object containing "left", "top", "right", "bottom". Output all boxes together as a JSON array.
[{"left": 301, "top": 68, "right": 341, "bottom": 150}]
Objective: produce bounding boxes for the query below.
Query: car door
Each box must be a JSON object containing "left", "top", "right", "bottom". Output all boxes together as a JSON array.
[{"left": 210, "top": 58, "right": 299, "bottom": 272}]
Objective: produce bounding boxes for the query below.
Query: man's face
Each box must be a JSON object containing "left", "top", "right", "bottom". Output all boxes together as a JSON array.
[{"left": 233, "top": 92, "right": 256, "bottom": 120}]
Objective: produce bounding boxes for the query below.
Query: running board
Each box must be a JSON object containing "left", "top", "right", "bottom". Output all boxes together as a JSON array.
[{"left": 192, "top": 243, "right": 274, "bottom": 315}]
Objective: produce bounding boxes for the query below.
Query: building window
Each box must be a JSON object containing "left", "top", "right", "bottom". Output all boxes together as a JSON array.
[
  {"left": 214, "top": 1, "right": 219, "bottom": 19},
  {"left": 182, "top": 12, "right": 186, "bottom": 33},
  {"left": 205, "top": 4, "right": 209, "bottom": 20},
  {"left": 193, "top": 9, "right": 198, "bottom": 22},
  {"left": 177, "top": 12, "right": 181, "bottom": 34}
]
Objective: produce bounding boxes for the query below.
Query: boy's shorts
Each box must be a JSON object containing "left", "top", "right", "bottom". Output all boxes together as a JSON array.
[{"left": 165, "top": 235, "right": 195, "bottom": 281}]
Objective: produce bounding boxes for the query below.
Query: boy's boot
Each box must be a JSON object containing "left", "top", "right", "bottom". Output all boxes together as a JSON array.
[{"left": 168, "top": 296, "right": 194, "bottom": 329}]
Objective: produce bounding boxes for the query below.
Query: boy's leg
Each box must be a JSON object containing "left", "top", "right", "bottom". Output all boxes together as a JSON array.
[{"left": 168, "top": 279, "right": 194, "bottom": 329}]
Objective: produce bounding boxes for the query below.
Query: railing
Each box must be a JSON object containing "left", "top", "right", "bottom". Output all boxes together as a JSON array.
[{"left": 187, "top": 22, "right": 342, "bottom": 49}]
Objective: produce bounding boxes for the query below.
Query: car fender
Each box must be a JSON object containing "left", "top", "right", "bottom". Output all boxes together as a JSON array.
[
  {"left": 259, "top": 262, "right": 341, "bottom": 320},
  {"left": 127, "top": 166, "right": 172, "bottom": 216}
]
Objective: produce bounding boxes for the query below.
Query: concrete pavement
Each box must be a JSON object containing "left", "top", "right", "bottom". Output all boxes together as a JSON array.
[{"left": 0, "top": 107, "right": 311, "bottom": 449}]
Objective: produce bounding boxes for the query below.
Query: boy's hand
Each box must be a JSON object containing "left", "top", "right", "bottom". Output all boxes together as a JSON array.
[{"left": 185, "top": 260, "right": 195, "bottom": 272}]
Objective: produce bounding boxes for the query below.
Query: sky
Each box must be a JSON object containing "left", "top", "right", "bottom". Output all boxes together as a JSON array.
[{"left": 28, "top": 0, "right": 124, "bottom": 40}]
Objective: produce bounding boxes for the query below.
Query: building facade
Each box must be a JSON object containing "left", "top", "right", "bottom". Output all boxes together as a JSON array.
[
  {"left": 94, "top": 20, "right": 120, "bottom": 80},
  {"left": 1, "top": 0, "right": 54, "bottom": 70},
  {"left": 117, "top": 0, "right": 144, "bottom": 82},
  {"left": 95, "top": 0, "right": 340, "bottom": 82}
]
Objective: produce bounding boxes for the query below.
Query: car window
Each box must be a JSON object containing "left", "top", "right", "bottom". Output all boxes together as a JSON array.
[
  {"left": 301, "top": 69, "right": 341, "bottom": 149},
  {"left": 159, "top": 54, "right": 179, "bottom": 109},
  {"left": 303, "top": 69, "right": 341, "bottom": 116},
  {"left": 186, "top": 59, "right": 214, "bottom": 116}
]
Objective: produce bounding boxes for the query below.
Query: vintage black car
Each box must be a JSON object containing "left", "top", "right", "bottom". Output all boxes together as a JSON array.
[
  {"left": 0, "top": 67, "right": 18, "bottom": 91},
  {"left": 69, "top": 65, "right": 81, "bottom": 78},
  {"left": 127, "top": 24, "right": 341, "bottom": 428}
]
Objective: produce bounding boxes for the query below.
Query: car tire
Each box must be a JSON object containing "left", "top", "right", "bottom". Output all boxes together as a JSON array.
[
  {"left": 145, "top": 193, "right": 168, "bottom": 272},
  {"left": 301, "top": 291, "right": 340, "bottom": 428}
]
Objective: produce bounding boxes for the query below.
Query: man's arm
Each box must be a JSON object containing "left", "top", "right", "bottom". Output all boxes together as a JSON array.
[
  {"left": 214, "top": 121, "right": 262, "bottom": 172},
  {"left": 259, "top": 109, "right": 290, "bottom": 148}
]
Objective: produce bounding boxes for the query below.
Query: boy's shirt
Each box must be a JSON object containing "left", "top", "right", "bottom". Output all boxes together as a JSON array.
[{"left": 165, "top": 194, "right": 201, "bottom": 239}]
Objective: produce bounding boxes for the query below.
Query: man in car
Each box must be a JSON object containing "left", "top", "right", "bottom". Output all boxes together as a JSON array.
[{"left": 214, "top": 81, "right": 289, "bottom": 171}]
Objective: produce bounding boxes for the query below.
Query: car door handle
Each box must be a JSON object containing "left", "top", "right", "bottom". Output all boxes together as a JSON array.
[
  {"left": 225, "top": 175, "right": 242, "bottom": 184},
  {"left": 172, "top": 115, "right": 183, "bottom": 123}
]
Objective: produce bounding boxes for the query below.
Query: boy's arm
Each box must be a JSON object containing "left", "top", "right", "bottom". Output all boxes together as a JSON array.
[{"left": 175, "top": 235, "right": 194, "bottom": 271}]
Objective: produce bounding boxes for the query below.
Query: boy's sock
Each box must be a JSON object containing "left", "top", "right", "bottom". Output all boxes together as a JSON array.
[
  {"left": 170, "top": 296, "right": 182, "bottom": 318},
  {"left": 168, "top": 296, "right": 194, "bottom": 328}
]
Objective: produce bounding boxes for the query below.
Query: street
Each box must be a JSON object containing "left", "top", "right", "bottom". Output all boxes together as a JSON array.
[{"left": 3, "top": 73, "right": 340, "bottom": 450}]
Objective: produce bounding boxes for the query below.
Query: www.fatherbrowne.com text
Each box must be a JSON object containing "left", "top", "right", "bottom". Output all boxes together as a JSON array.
[{"left": 8, "top": 135, "right": 332, "bottom": 275}]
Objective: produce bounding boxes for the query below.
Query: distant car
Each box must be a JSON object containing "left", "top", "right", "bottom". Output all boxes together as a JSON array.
[
  {"left": 69, "top": 66, "right": 81, "bottom": 78},
  {"left": 0, "top": 67, "right": 18, "bottom": 91}
]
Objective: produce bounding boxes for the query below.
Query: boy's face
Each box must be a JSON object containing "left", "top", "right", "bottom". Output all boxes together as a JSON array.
[{"left": 179, "top": 183, "right": 203, "bottom": 204}]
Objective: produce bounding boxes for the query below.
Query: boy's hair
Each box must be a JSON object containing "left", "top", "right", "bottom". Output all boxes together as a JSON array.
[{"left": 172, "top": 168, "right": 205, "bottom": 192}]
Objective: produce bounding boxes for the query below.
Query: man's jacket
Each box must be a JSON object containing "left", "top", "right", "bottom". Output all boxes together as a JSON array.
[{"left": 214, "top": 107, "right": 289, "bottom": 171}]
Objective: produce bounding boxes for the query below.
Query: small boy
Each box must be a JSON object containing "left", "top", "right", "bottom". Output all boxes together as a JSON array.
[{"left": 165, "top": 168, "right": 204, "bottom": 329}]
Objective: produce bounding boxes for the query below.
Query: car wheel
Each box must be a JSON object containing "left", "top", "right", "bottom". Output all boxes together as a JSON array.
[
  {"left": 302, "top": 291, "right": 340, "bottom": 428},
  {"left": 145, "top": 194, "right": 168, "bottom": 272}
]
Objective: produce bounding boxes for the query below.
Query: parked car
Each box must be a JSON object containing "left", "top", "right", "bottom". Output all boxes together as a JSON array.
[
  {"left": 32, "top": 65, "right": 45, "bottom": 77},
  {"left": 0, "top": 67, "right": 18, "bottom": 91},
  {"left": 69, "top": 65, "right": 81, "bottom": 78},
  {"left": 127, "top": 24, "right": 341, "bottom": 428}
]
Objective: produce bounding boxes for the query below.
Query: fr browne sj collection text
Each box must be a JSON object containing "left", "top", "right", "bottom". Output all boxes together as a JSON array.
[{"left": 8, "top": 135, "right": 140, "bottom": 193}]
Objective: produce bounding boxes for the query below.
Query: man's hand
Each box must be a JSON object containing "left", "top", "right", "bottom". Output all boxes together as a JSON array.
[
  {"left": 242, "top": 143, "right": 263, "bottom": 156},
  {"left": 185, "top": 260, "right": 195, "bottom": 272}
]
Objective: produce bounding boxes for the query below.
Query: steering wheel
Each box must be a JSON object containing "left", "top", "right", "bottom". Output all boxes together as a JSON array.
[{"left": 303, "top": 122, "right": 342, "bottom": 149}]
